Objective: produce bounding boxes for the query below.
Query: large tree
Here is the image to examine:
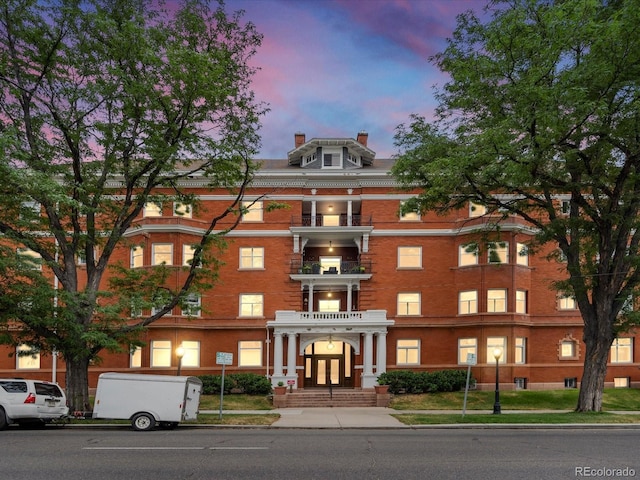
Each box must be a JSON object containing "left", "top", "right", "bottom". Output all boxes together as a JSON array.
[
  {"left": 0, "top": 0, "right": 266, "bottom": 410},
  {"left": 392, "top": 0, "right": 640, "bottom": 411}
]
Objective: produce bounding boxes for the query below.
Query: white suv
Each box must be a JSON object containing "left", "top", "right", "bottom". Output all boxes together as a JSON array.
[{"left": 0, "top": 379, "right": 69, "bottom": 429}]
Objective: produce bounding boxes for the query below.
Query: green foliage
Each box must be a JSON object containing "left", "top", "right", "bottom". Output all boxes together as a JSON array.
[
  {"left": 392, "top": 0, "right": 640, "bottom": 412},
  {"left": 377, "top": 370, "right": 470, "bottom": 394},
  {"left": 197, "top": 373, "right": 272, "bottom": 395},
  {"left": 0, "top": 0, "right": 266, "bottom": 410}
]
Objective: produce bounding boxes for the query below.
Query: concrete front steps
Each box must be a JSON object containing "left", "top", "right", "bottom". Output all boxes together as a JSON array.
[{"left": 273, "top": 388, "right": 390, "bottom": 408}]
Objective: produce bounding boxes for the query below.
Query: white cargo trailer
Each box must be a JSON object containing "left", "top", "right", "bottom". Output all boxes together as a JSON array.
[{"left": 92, "top": 373, "right": 203, "bottom": 431}]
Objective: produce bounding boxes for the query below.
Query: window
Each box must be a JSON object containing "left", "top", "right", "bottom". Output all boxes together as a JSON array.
[
  {"left": 398, "top": 246, "right": 422, "bottom": 268},
  {"left": 181, "top": 293, "right": 201, "bottom": 317},
  {"left": 318, "top": 299, "right": 340, "bottom": 312},
  {"left": 487, "top": 337, "right": 506, "bottom": 364},
  {"left": 397, "top": 293, "right": 421, "bottom": 316},
  {"left": 152, "top": 243, "right": 173, "bottom": 265},
  {"left": 399, "top": 201, "right": 420, "bottom": 221},
  {"left": 515, "top": 337, "right": 527, "bottom": 364},
  {"left": 240, "top": 294, "right": 264, "bottom": 317},
  {"left": 323, "top": 151, "right": 341, "bottom": 168},
  {"left": 322, "top": 215, "right": 340, "bottom": 226},
  {"left": 131, "top": 246, "right": 144, "bottom": 268},
  {"left": 21, "top": 201, "right": 41, "bottom": 221},
  {"left": 458, "top": 338, "right": 477, "bottom": 365},
  {"left": 17, "top": 248, "right": 42, "bottom": 270},
  {"left": 469, "top": 202, "right": 486, "bottom": 217},
  {"left": 173, "top": 202, "right": 192, "bottom": 218},
  {"left": 183, "top": 244, "right": 197, "bottom": 267},
  {"left": 397, "top": 339, "right": 420, "bottom": 365},
  {"left": 180, "top": 341, "right": 200, "bottom": 368},
  {"left": 242, "top": 201, "right": 263, "bottom": 222},
  {"left": 240, "top": 247, "right": 264, "bottom": 269},
  {"left": 239, "top": 341, "right": 262, "bottom": 367},
  {"left": 515, "top": 290, "right": 527, "bottom": 314},
  {"left": 150, "top": 340, "right": 172, "bottom": 367},
  {"left": 16, "top": 344, "right": 40, "bottom": 369},
  {"left": 130, "top": 346, "right": 142, "bottom": 368},
  {"left": 488, "top": 242, "right": 508, "bottom": 264},
  {"left": 516, "top": 243, "right": 529, "bottom": 266},
  {"left": 610, "top": 338, "right": 632, "bottom": 364},
  {"left": 77, "top": 247, "right": 98, "bottom": 266},
  {"left": 559, "top": 338, "right": 579, "bottom": 359},
  {"left": 564, "top": 377, "right": 578, "bottom": 388},
  {"left": 514, "top": 377, "right": 527, "bottom": 390},
  {"left": 558, "top": 295, "right": 577, "bottom": 310},
  {"left": 458, "top": 290, "right": 478, "bottom": 315},
  {"left": 459, "top": 244, "right": 478, "bottom": 266},
  {"left": 143, "top": 202, "right": 162, "bottom": 217},
  {"left": 614, "top": 377, "right": 630, "bottom": 388},
  {"left": 487, "top": 289, "right": 507, "bottom": 313}
]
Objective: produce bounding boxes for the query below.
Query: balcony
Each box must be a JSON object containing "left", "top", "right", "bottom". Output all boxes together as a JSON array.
[
  {"left": 271, "top": 310, "right": 391, "bottom": 328},
  {"left": 290, "top": 260, "right": 371, "bottom": 275},
  {"left": 291, "top": 214, "right": 372, "bottom": 227}
]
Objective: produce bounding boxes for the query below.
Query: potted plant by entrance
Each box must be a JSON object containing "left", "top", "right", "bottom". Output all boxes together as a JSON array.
[
  {"left": 374, "top": 384, "right": 389, "bottom": 394},
  {"left": 274, "top": 381, "right": 287, "bottom": 395}
]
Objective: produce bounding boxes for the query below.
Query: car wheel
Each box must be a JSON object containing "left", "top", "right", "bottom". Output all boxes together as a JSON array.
[
  {"left": 131, "top": 413, "right": 155, "bottom": 431},
  {"left": 0, "top": 408, "right": 7, "bottom": 430}
]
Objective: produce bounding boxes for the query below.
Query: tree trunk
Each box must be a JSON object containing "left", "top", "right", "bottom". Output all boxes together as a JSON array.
[
  {"left": 65, "top": 355, "right": 91, "bottom": 413},
  {"left": 576, "top": 335, "right": 611, "bottom": 412}
]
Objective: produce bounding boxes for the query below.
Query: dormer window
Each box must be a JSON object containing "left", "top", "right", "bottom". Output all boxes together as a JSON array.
[
  {"left": 302, "top": 152, "right": 316, "bottom": 166},
  {"left": 323, "top": 148, "right": 342, "bottom": 168}
]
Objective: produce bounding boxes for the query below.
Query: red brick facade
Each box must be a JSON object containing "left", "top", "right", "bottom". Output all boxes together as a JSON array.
[{"left": 1, "top": 133, "right": 638, "bottom": 391}]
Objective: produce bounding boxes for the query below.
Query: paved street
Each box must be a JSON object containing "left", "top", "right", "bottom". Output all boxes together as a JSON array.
[{"left": 2, "top": 426, "right": 638, "bottom": 480}]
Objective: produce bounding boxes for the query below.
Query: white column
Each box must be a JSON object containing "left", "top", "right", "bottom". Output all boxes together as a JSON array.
[
  {"left": 362, "top": 331, "right": 377, "bottom": 388},
  {"left": 286, "top": 333, "right": 297, "bottom": 378},
  {"left": 311, "top": 200, "right": 317, "bottom": 227},
  {"left": 308, "top": 284, "right": 314, "bottom": 312},
  {"left": 376, "top": 331, "right": 387, "bottom": 374},
  {"left": 346, "top": 284, "right": 352, "bottom": 312},
  {"left": 273, "top": 332, "right": 284, "bottom": 377},
  {"left": 347, "top": 200, "right": 353, "bottom": 226},
  {"left": 364, "top": 332, "right": 373, "bottom": 375}
]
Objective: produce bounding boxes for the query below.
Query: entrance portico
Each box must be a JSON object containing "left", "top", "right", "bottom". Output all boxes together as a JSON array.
[{"left": 267, "top": 310, "right": 393, "bottom": 389}]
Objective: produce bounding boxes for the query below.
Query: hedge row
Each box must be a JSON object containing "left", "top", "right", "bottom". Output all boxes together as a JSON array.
[
  {"left": 196, "top": 373, "right": 272, "bottom": 395},
  {"left": 376, "top": 369, "right": 472, "bottom": 394}
]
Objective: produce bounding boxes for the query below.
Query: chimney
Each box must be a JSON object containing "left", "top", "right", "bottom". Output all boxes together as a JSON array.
[
  {"left": 294, "top": 132, "right": 306, "bottom": 148},
  {"left": 357, "top": 131, "right": 368, "bottom": 147}
]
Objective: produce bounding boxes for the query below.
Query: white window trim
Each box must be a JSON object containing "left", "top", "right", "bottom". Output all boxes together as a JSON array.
[
  {"left": 239, "top": 247, "right": 265, "bottom": 269},
  {"left": 397, "top": 339, "right": 420, "bottom": 366},
  {"left": 487, "top": 288, "right": 507, "bottom": 313},
  {"left": 239, "top": 294, "right": 264, "bottom": 317},
  {"left": 458, "top": 290, "right": 478, "bottom": 315},
  {"left": 238, "top": 340, "right": 263, "bottom": 367},
  {"left": 397, "top": 246, "right": 422, "bottom": 269},
  {"left": 152, "top": 243, "right": 173, "bottom": 266},
  {"left": 397, "top": 292, "right": 421, "bottom": 316}
]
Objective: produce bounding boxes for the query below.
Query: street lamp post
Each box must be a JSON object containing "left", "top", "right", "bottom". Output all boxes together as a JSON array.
[
  {"left": 493, "top": 347, "right": 502, "bottom": 414},
  {"left": 176, "top": 344, "right": 185, "bottom": 376}
]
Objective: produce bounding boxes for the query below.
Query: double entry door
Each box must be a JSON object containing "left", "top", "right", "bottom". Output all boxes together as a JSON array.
[{"left": 303, "top": 340, "right": 353, "bottom": 388}]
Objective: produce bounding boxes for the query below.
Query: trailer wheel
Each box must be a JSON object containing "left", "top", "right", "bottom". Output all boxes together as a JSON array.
[{"left": 131, "top": 413, "right": 156, "bottom": 431}]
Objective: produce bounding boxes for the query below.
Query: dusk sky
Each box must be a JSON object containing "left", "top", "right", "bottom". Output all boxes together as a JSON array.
[{"left": 225, "top": 0, "right": 486, "bottom": 159}]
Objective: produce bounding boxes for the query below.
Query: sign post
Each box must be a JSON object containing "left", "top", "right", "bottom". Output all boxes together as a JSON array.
[
  {"left": 216, "top": 352, "right": 233, "bottom": 420},
  {"left": 462, "top": 353, "right": 476, "bottom": 417}
]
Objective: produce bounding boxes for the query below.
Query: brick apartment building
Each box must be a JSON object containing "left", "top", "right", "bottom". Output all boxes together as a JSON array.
[{"left": 1, "top": 132, "right": 638, "bottom": 391}]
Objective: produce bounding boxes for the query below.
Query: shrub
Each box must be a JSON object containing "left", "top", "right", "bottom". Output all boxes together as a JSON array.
[
  {"left": 196, "top": 373, "right": 271, "bottom": 395},
  {"left": 377, "top": 369, "right": 471, "bottom": 394}
]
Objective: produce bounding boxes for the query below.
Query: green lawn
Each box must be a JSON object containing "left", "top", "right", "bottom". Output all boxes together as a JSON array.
[
  {"left": 389, "top": 388, "right": 640, "bottom": 411},
  {"left": 393, "top": 412, "right": 640, "bottom": 425}
]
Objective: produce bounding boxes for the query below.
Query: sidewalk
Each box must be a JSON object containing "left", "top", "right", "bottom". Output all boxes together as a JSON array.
[{"left": 203, "top": 408, "right": 640, "bottom": 429}]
